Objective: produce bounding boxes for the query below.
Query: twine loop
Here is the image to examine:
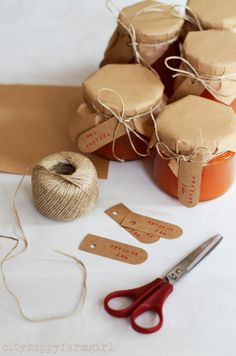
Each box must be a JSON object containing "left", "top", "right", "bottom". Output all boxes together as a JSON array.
[
  {"left": 165, "top": 56, "right": 236, "bottom": 100},
  {"left": 0, "top": 172, "right": 88, "bottom": 322},
  {"left": 152, "top": 121, "right": 221, "bottom": 166},
  {"left": 95, "top": 88, "right": 162, "bottom": 162}
]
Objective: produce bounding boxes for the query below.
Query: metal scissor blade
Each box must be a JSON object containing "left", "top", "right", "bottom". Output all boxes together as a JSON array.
[{"left": 164, "top": 234, "right": 223, "bottom": 285}]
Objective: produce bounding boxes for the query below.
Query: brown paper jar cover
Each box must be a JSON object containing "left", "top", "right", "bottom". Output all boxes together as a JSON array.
[
  {"left": 153, "top": 95, "right": 236, "bottom": 203},
  {"left": 171, "top": 30, "right": 236, "bottom": 110},
  {"left": 69, "top": 63, "right": 164, "bottom": 161},
  {"left": 186, "top": 0, "right": 236, "bottom": 32},
  {"left": 100, "top": 0, "right": 183, "bottom": 97}
]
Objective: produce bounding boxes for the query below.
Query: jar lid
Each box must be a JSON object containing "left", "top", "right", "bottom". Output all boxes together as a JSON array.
[
  {"left": 183, "top": 30, "right": 236, "bottom": 75},
  {"left": 119, "top": 0, "right": 183, "bottom": 43},
  {"left": 156, "top": 95, "right": 236, "bottom": 156},
  {"left": 187, "top": 0, "right": 236, "bottom": 31},
  {"left": 83, "top": 64, "right": 164, "bottom": 117}
]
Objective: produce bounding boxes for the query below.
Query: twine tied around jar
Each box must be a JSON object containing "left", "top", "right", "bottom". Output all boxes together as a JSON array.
[
  {"left": 165, "top": 56, "right": 236, "bottom": 101},
  {"left": 106, "top": 0, "right": 202, "bottom": 67},
  {"left": 93, "top": 87, "right": 163, "bottom": 162},
  {"left": 150, "top": 115, "right": 222, "bottom": 166}
]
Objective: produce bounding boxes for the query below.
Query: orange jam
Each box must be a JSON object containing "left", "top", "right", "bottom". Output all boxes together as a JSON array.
[
  {"left": 95, "top": 132, "right": 148, "bottom": 161},
  {"left": 129, "top": 41, "right": 180, "bottom": 98},
  {"left": 153, "top": 151, "right": 236, "bottom": 201},
  {"left": 151, "top": 40, "right": 181, "bottom": 98}
]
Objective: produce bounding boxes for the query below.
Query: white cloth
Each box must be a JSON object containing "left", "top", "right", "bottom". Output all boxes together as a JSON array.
[{"left": 1, "top": 1, "right": 236, "bottom": 356}]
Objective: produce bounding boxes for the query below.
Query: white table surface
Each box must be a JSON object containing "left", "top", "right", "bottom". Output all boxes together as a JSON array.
[{"left": 1, "top": 1, "right": 236, "bottom": 356}]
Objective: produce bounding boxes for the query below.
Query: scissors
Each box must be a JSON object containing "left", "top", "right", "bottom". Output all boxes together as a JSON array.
[{"left": 104, "top": 234, "right": 223, "bottom": 334}]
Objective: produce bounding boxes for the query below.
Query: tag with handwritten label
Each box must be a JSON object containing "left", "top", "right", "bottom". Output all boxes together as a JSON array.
[
  {"left": 178, "top": 159, "right": 203, "bottom": 208},
  {"left": 78, "top": 117, "right": 128, "bottom": 152},
  {"left": 105, "top": 203, "right": 183, "bottom": 243},
  {"left": 122, "top": 211, "right": 183, "bottom": 238},
  {"left": 79, "top": 234, "right": 148, "bottom": 264}
]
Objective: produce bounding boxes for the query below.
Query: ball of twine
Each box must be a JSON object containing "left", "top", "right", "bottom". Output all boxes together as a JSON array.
[{"left": 31, "top": 152, "right": 99, "bottom": 222}]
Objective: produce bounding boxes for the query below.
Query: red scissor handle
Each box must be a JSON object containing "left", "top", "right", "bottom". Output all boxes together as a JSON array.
[
  {"left": 104, "top": 278, "right": 173, "bottom": 333},
  {"left": 130, "top": 281, "right": 173, "bottom": 334}
]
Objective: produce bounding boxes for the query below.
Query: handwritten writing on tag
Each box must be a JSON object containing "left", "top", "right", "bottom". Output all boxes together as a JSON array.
[
  {"left": 79, "top": 234, "right": 148, "bottom": 264},
  {"left": 126, "top": 229, "right": 161, "bottom": 243},
  {"left": 105, "top": 203, "right": 161, "bottom": 243},
  {"left": 105, "top": 203, "right": 183, "bottom": 242},
  {"left": 178, "top": 159, "right": 203, "bottom": 208},
  {"left": 121, "top": 211, "right": 183, "bottom": 238},
  {"left": 77, "top": 117, "right": 127, "bottom": 152}
]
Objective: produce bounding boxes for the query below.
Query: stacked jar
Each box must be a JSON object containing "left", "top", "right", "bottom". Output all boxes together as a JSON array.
[
  {"left": 152, "top": 95, "right": 236, "bottom": 207},
  {"left": 183, "top": 0, "right": 236, "bottom": 35},
  {"left": 166, "top": 30, "right": 236, "bottom": 111},
  {"left": 69, "top": 64, "right": 164, "bottom": 161},
  {"left": 100, "top": 0, "right": 184, "bottom": 97}
]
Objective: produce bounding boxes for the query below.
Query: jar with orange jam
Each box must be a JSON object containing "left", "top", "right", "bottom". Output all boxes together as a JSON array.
[
  {"left": 182, "top": 0, "right": 236, "bottom": 37},
  {"left": 152, "top": 95, "right": 236, "bottom": 206},
  {"left": 100, "top": 0, "right": 183, "bottom": 97},
  {"left": 168, "top": 30, "right": 236, "bottom": 111},
  {"left": 69, "top": 63, "right": 164, "bottom": 161}
]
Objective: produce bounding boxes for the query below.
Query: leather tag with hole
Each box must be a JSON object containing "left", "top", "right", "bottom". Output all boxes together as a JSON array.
[{"left": 79, "top": 234, "right": 148, "bottom": 264}]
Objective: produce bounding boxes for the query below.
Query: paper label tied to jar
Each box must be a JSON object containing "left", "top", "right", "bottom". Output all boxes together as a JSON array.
[
  {"left": 77, "top": 117, "right": 129, "bottom": 153},
  {"left": 79, "top": 234, "right": 148, "bottom": 264},
  {"left": 178, "top": 158, "right": 203, "bottom": 208}
]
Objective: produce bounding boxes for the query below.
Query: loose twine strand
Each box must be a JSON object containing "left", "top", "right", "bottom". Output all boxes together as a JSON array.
[
  {"left": 0, "top": 175, "right": 87, "bottom": 322},
  {"left": 165, "top": 56, "right": 236, "bottom": 100},
  {"left": 106, "top": 0, "right": 202, "bottom": 67},
  {"left": 94, "top": 87, "right": 163, "bottom": 161}
]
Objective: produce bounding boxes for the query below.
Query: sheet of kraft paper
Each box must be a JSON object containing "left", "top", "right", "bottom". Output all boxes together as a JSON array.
[{"left": 0, "top": 84, "right": 109, "bottom": 179}]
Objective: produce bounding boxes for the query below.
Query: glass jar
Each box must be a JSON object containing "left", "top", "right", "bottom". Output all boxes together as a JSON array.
[
  {"left": 151, "top": 95, "right": 236, "bottom": 206},
  {"left": 71, "top": 64, "right": 164, "bottom": 161},
  {"left": 154, "top": 151, "right": 236, "bottom": 201},
  {"left": 95, "top": 132, "right": 148, "bottom": 161},
  {"left": 169, "top": 30, "right": 236, "bottom": 110},
  {"left": 101, "top": 0, "right": 183, "bottom": 98}
]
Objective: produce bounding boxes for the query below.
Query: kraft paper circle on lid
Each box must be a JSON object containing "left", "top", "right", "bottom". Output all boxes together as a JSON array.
[
  {"left": 70, "top": 63, "right": 165, "bottom": 162},
  {"left": 156, "top": 95, "right": 236, "bottom": 157},
  {"left": 83, "top": 63, "right": 164, "bottom": 116},
  {"left": 119, "top": 0, "right": 184, "bottom": 43},
  {"left": 183, "top": 30, "right": 236, "bottom": 76},
  {"left": 187, "top": 0, "right": 236, "bottom": 31}
]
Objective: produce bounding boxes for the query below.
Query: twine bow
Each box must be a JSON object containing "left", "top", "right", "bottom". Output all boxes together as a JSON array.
[
  {"left": 150, "top": 118, "right": 220, "bottom": 166},
  {"left": 106, "top": 0, "right": 202, "bottom": 67},
  {"left": 95, "top": 88, "right": 162, "bottom": 162},
  {"left": 165, "top": 56, "right": 236, "bottom": 101}
]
